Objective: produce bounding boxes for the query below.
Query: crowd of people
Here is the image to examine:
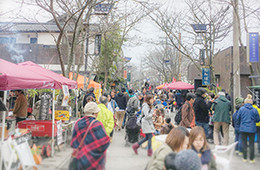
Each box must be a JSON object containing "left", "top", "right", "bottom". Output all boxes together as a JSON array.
[{"left": 69, "top": 85, "right": 260, "bottom": 170}]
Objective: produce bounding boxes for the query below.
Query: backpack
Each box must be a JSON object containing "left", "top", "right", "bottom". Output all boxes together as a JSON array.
[
  {"left": 174, "top": 102, "right": 191, "bottom": 125},
  {"left": 126, "top": 116, "right": 140, "bottom": 130}
]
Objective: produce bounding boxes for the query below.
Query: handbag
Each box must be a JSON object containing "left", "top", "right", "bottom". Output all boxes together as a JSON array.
[{"left": 69, "top": 120, "right": 96, "bottom": 170}]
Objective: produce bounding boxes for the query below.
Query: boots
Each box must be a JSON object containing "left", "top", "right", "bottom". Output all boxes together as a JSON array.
[
  {"left": 148, "top": 149, "right": 153, "bottom": 157},
  {"left": 132, "top": 143, "right": 139, "bottom": 154}
]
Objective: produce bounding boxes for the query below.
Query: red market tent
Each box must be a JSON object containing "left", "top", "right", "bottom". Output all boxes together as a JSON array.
[
  {"left": 68, "top": 72, "right": 101, "bottom": 89},
  {"left": 18, "top": 61, "right": 77, "bottom": 89},
  {"left": 0, "top": 59, "right": 55, "bottom": 90},
  {"left": 165, "top": 81, "right": 194, "bottom": 90}
]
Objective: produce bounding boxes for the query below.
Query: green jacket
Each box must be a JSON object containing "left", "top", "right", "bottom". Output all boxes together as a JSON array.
[
  {"left": 97, "top": 104, "right": 114, "bottom": 135},
  {"left": 146, "top": 143, "right": 172, "bottom": 170},
  {"left": 212, "top": 96, "right": 231, "bottom": 123}
]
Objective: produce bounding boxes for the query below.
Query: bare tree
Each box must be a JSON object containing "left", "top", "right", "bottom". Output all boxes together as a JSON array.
[{"left": 33, "top": 0, "right": 102, "bottom": 77}]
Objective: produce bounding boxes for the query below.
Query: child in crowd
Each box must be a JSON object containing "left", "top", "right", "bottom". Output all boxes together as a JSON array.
[
  {"left": 189, "top": 126, "right": 217, "bottom": 170},
  {"left": 154, "top": 108, "right": 164, "bottom": 135},
  {"left": 160, "top": 118, "right": 174, "bottom": 134},
  {"left": 232, "top": 97, "right": 244, "bottom": 155},
  {"left": 164, "top": 150, "right": 201, "bottom": 170}
]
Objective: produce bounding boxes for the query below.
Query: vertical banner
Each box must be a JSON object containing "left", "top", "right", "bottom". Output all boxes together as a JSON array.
[
  {"left": 202, "top": 68, "right": 210, "bottom": 85},
  {"left": 62, "top": 85, "right": 69, "bottom": 106},
  {"left": 123, "top": 70, "right": 127, "bottom": 79},
  {"left": 248, "top": 32, "right": 259, "bottom": 63}
]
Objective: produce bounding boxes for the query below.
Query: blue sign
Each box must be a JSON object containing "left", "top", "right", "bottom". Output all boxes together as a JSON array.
[
  {"left": 95, "top": 4, "right": 113, "bottom": 15},
  {"left": 249, "top": 32, "right": 259, "bottom": 63},
  {"left": 202, "top": 68, "right": 210, "bottom": 85},
  {"left": 191, "top": 24, "right": 207, "bottom": 33}
]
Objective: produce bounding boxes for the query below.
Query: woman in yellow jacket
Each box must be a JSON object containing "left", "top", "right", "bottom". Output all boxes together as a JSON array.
[{"left": 253, "top": 101, "right": 260, "bottom": 155}]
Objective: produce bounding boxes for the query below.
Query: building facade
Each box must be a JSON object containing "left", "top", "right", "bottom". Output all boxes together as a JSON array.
[{"left": 188, "top": 46, "right": 259, "bottom": 99}]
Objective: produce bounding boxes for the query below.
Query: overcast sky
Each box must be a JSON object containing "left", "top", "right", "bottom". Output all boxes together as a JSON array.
[{"left": 0, "top": 0, "right": 260, "bottom": 66}]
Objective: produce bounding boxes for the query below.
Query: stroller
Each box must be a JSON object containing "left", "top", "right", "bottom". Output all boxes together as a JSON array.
[{"left": 125, "top": 112, "right": 140, "bottom": 147}]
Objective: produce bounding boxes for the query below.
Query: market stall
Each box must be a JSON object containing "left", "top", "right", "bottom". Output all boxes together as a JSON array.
[
  {"left": 0, "top": 59, "right": 77, "bottom": 159},
  {"left": 164, "top": 81, "right": 194, "bottom": 90}
]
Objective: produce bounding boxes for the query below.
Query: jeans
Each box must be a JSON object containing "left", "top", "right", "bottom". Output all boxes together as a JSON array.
[
  {"left": 138, "top": 133, "right": 153, "bottom": 149},
  {"left": 257, "top": 126, "right": 260, "bottom": 154},
  {"left": 235, "top": 131, "right": 242, "bottom": 152},
  {"left": 196, "top": 121, "right": 209, "bottom": 137},
  {"left": 241, "top": 132, "right": 255, "bottom": 160}
]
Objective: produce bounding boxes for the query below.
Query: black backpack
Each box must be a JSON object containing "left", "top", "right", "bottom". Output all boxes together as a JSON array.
[{"left": 175, "top": 102, "right": 190, "bottom": 125}]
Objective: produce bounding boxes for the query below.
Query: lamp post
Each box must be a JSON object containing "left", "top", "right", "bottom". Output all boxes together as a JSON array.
[{"left": 191, "top": 23, "right": 213, "bottom": 87}]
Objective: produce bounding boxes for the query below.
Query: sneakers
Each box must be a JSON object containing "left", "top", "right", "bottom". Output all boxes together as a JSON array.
[
  {"left": 242, "top": 159, "right": 247, "bottom": 162},
  {"left": 239, "top": 152, "right": 243, "bottom": 156},
  {"left": 249, "top": 160, "right": 255, "bottom": 164}
]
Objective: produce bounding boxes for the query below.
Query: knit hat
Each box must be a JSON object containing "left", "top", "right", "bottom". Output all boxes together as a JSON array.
[
  {"left": 174, "top": 149, "right": 201, "bottom": 170},
  {"left": 83, "top": 102, "right": 101, "bottom": 115},
  {"left": 217, "top": 91, "right": 225, "bottom": 96},
  {"left": 244, "top": 94, "right": 253, "bottom": 104},
  {"left": 235, "top": 97, "right": 244, "bottom": 106}
]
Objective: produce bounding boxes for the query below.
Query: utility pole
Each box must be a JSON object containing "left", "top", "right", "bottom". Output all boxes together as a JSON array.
[{"left": 233, "top": 0, "right": 241, "bottom": 104}]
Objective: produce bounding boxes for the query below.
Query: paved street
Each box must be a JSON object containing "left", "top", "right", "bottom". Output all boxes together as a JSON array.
[{"left": 41, "top": 125, "right": 260, "bottom": 170}]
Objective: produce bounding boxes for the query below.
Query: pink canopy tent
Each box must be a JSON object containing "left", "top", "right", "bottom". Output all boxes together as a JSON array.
[
  {"left": 0, "top": 59, "right": 55, "bottom": 90},
  {"left": 164, "top": 81, "right": 194, "bottom": 90},
  {"left": 18, "top": 61, "right": 77, "bottom": 89}
]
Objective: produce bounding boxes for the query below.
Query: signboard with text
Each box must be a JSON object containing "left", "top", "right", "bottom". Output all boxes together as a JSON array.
[
  {"left": 249, "top": 32, "right": 259, "bottom": 63},
  {"left": 202, "top": 68, "right": 210, "bottom": 85},
  {"left": 94, "top": 4, "right": 113, "bottom": 15}
]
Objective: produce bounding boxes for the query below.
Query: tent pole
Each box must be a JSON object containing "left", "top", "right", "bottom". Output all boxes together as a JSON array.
[
  {"left": 76, "top": 89, "right": 78, "bottom": 119},
  {"left": 51, "top": 89, "right": 55, "bottom": 157},
  {"left": 1, "top": 91, "right": 7, "bottom": 143},
  {"left": 0, "top": 91, "right": 7, "bottom": 170}
]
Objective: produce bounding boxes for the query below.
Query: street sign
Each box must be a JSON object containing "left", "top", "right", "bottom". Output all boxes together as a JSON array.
[
  {"left": 94, "top": 4, "right": 113, "bottom": 15},
  {"left": 202, "top": 68, "right": 210, "bottom": 85},
  {"left": 191, "top": 24, "right": 207, "bottom": 33},
  {"left": 248, "top": 32, "right": 259, "bottom": 63}
]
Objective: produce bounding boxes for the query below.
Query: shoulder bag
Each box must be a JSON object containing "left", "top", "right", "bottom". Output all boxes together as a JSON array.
[{"left": 69, "top": 120, "right": 96, "bottom": 170}]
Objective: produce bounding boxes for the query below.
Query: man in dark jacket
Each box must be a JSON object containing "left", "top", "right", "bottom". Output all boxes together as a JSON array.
[
  {"left": 115, "top": 88, "right": 127, "bottom": 130},
  {"left": 212, "top": 91, "right": 231, "bottom": 145},
  {"left": 193, "top": 88, "right": 212, "bottom": 137}
]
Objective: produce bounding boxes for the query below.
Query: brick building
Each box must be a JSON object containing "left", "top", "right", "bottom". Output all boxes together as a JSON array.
[{"left": 188, "top": 46, "right": 259, "bottom": 99}]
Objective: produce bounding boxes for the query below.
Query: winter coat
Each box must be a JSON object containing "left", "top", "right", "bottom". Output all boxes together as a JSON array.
[
  {"left": 13, "top": 94, "right": 28, "bottom": 118},
  {"left": 175, "top": 92, "right": 183, "bottom": 106},
  {"left": 212, "top": 96, "right": 231, "bottom": 124},
  {"left": 232, "top": 110, "right": 240, "bottom": 133},
  {"left": 180, "top": 101, "right": 194, "bottom": 128},
  {"left": 115, "top": 92, "right": 127, "bottom": 110},
  {"left": 97, "top": 104, "right": 114, "bottom": 135},
  {"left": 146, "top": 143, "right": 173, "bottom": 170},
  {"left": 237, "top": 103, "right": 260, "bottom": 133},
  {"left": 141, "top": 103, "right": 155, "bottom": 134},
  {"left": 107, "top": 99, "right": 118, "bottom": 114},
  {"left": 193, "top": 95, "right": 212, "bottom": 123},
  {"left": 253, "top": 105, "right": 260, "bottom": 127}
]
